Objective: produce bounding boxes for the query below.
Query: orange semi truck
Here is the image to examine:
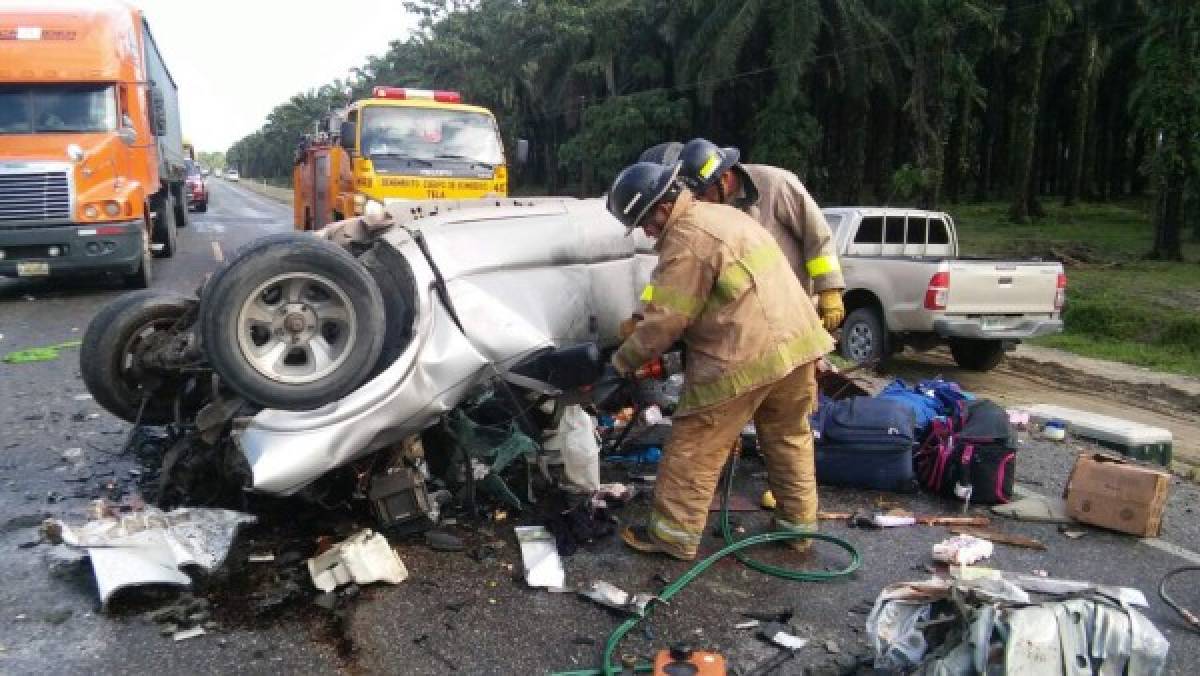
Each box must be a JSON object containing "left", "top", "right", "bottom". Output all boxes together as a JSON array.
[
  {"left": 293, "top": 86, "right": 526, "bottom": 230},
  {"left": 0, "top": 1, "right": 188, "bottom": 288}
]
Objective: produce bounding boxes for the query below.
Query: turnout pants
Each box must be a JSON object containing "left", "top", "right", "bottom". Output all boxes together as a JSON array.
[{"left": 648, "top": 362, "right": 819, "bottom": 558}]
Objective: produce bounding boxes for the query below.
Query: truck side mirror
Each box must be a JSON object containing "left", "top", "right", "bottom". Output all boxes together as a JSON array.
[
  {"left": 515, "top": 138, "right": 530, "bottom": 165},
  {"left": 339, "top": 121, "right": 356, "bottom": 154},
  {"left": 149, "top": 86, "right": 167, "bottom": 138}
]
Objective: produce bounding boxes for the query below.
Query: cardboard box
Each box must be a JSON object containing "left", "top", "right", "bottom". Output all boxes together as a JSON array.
[{"left": 1064, "top": 453, "right": 1171, "bottom": 537}]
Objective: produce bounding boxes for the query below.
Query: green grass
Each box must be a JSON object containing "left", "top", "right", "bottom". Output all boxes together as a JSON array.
[{"left": 949, "top": 201, "right": 1200, "bottom": 376}]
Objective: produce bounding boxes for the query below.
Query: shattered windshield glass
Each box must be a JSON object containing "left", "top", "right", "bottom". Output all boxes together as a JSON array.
[{"left": 359, "top": 105, "right": 504, "bottom": 166}]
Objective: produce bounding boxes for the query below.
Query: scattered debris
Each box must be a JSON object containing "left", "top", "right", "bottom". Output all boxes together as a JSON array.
[
  {"left": 43, "top": 507, "right": 255, "bottom": 606},
  {"left": 992, "top": 494, "right": 1074, "bottom": 524},
  {"left": 2, "top": 340, "right": 82, "bottom": 364},
  {"left": 932, "top": 535, "right": 994, "bottom": 565},
  {"left": 758, "top": 622, "right": 808, "bottom": 651},
  {"left": 173, "top": 626, "right": 206, "bottom": 641},
  {"left": 73, "top": 393, "right": 93, "bottom": 401},
  {"left": 307, "top": 529, "right": 409, "bottom": 593},
  {"left": 872, "top": 509, "right": 916, "bottom": 528},
  {"left": 736, "top": 620, "right": 760, "bottom": 630},
  {"left": 579, "top": 580, "right": 659, "bottom": 616},
  {"left": 515, "top": 525, "right": 565, "bottom": 589},
  {"left": 866, "top": 575, "right": 1168, "bottom": 673},
  {"left": 914, "top": 515, "right": 990, "bottom": 527},
  {"left": 1065, "top": 453, "right": 1171, "bottom": 536},
  {"left": 247, "top": 554, "right": 276, "bottom": 563},
  {"left": 1059, "top": 527, "right": 1088, "bottom": 539},
  {"left": 425, "top": 530, "right": 466, "bottom": 552},
  {"left": 947, "top": 526, "right": 1046, "bottom": 551},
  {"left": 1028, "top": 404, "right": 1173, "bottom": 466},
  {"left": 824, "top": 639, "right": 840, "bottom": 654}
]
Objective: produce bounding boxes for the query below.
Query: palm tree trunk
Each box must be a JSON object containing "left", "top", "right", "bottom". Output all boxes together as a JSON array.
[
  {"left": 1063, "top": 28, "right": 1098, "bottom": 206},
  {"left": 1008, "top": 4, "right": 1053, "bottom": 223}
]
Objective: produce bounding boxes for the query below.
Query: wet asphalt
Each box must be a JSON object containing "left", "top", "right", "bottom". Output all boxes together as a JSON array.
[{"left": 0, "top": 184, "right": 1198, "bottom": 674}]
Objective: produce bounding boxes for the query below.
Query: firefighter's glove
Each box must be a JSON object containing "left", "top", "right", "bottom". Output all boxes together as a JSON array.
[
  {"left": 817, "top": 289, "right": 845, "bottom": 332},
  {"left": 618, "top": 313, "right": 644, "bottom": 340}
]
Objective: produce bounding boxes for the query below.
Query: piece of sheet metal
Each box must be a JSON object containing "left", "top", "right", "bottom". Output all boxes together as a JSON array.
[
  {"left": 49, "top": 507, "right": 255, "bottom": 607},
  {"left": 236, "top": 198, "right": 654, "bottom": 495}
]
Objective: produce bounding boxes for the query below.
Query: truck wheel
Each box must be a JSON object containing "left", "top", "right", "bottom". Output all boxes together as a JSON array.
[
  {"left": 195, "top": 200, "right": 208, "bottom": 213},
  {"left": 174, "top": 185, "right": 189, "bottom": 228},
  {"left": 152, "top": 194, "right": 178, "bottom": 258},
  {"left": 839, "top": 307, "right": 888, "bottom": 366},
  {"left": 949, "top": 339, "right": 1005, "bottom": 371},
  {"left": 199, "top": 233, "right": 386, "bottom": 410},
  {"left": 81, "top": 290, "right": 197, "bottom": 425},
  {"left": 123, "top": 247, "right": 153, "bottom": 289}
]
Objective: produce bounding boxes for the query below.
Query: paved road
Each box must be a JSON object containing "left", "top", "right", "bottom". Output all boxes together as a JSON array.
[{"left": 1, "top": 184, "right": 1198, "bottom": 674}]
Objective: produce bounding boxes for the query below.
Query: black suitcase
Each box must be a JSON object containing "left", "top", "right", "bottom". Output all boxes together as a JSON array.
[{"left": 812, "top": 397, "right": 918, "bottom": 492}]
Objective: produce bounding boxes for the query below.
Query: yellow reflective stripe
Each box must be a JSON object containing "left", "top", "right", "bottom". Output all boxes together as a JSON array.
[
  {"left": 649, "top": 510, "right": 701, "bottom": 546},
  {"left": 641, "top": 284, "right": 704, "bottom": 318},
  {"left": 712, "top": 244, "right": 784, "bottom": 305},
  {"left": 805, "top": 255, "right": 841, "bottom": 278},
  {"left": 698, "top": 153, "right": 719, "bottom": 179},
  {"left": 774, "top": 517, "right": 819, "bottom": 534},
  {"left": 678, "top": 330, "right": 833, "bottom": 412}
]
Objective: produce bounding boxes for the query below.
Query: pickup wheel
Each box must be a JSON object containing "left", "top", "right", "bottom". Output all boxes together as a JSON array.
[
  {"left": 839, "top": 307, "right": 887, "bottom": 366},
  {"left": 199, "top": 233, "right": 386, "bottom": 410},
  {"left": 949, "top": 339, "right": 1005, "bottom": 371},
  {"left": 174, "top": 184, "right": 189, "bottom": 228}
]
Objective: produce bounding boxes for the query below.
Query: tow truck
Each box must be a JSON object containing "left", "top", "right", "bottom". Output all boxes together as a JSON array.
[{"left": 292, "top": 86, "right": 527, "bottom": 231}]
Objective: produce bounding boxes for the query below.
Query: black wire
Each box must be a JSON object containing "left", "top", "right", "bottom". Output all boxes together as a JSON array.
[{"left": 1159, "top": 566, "right": 1200, "bottom": 633}]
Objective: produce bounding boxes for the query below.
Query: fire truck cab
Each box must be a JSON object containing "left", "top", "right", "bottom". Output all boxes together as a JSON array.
[{"left": 293, "top": 86, "right": 525, "bottom": 231}]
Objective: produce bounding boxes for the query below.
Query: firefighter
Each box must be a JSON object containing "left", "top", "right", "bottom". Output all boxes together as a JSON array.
[
  {"left": 606, "top": 161, "right": 833, "bottom": 560},
  {"left": 640, "top": 139, "right": 846, "bottom": 333}
]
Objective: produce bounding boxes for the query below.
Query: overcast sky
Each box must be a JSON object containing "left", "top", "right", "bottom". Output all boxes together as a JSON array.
[{"left": 137, "top": 0, "right": 415, "bottom": 153}]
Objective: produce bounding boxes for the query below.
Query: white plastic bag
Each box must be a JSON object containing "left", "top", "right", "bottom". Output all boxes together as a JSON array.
[{"left": 545, "top": 405, "right": 600, "bottom": 492}]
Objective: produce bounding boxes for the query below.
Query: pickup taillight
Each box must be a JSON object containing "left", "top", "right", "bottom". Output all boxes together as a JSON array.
[
  {"left": 923, "top": 271, "right": 949, "bottom": 310},
  {"left": 1054, "top": 272, "right": 1067, "bottom": 311}
]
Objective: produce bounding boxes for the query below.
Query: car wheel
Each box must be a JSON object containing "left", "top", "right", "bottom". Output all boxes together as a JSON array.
[
  {"left": 839, "top": 307, "right": 887, "bottom": 366},
  {"left": 199, "top": 233, "right": 386, "bottom": 410},
  {"left": 359, "top": 241, "right": 416, "bottom": 376},
  {"left": 174, "top": 185, "right": 189, "bottom": 228},
  {"left": 124, "top": 239, "right": 153, "bottom": 289},
  {"left": 81, "top": 290, "right": 197, "bottom": 425},
  {"left": 152, "top": 193, "right": 178, "bottom": 258},
  {"left": 949, "top": 339, "right": 1005, "bottom": 371},
  {"left": 196, "top": 201, "right": 208, "bottom": 213}
]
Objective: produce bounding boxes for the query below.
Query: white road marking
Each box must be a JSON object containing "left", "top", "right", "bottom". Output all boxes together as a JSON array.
[{"left": 211, "top": 241, "right": 224, "bottom": 263}]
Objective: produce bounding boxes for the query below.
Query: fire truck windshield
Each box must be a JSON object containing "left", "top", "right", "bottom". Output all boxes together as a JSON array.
[{"left": 359, "top": 105, "right": 504, "bottom": 166}]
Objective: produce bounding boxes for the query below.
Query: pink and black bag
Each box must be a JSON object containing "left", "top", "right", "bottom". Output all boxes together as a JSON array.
[{"left": 915, "top": 399, "right": 1016, "bottom": 504}]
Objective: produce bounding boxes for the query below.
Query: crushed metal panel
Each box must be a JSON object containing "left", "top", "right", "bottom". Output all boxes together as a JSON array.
[{"left": 49, "top": 507, "right": 255, "bottom": 607}]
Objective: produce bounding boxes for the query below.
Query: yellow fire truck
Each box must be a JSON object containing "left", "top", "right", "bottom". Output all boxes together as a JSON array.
[{"left": 293, "top": 86, "right": 526, "bottom": 230}]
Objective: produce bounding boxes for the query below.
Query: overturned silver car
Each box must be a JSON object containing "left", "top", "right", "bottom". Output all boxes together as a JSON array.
[{"left": 82, "top": 198, "right": 654, "bottom": 496}]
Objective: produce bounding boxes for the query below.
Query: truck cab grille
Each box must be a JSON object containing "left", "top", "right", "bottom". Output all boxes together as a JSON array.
[{"left": 0, "top": 167, "right": 72, "bottom": 226}]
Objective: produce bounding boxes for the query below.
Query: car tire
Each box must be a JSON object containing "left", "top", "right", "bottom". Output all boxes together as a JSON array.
[
  {"left": 196, "top": 201, "right": 208, "bottom": 213},
  {"left": 199, "top": 233, "right": 386, "bottom": 410},
  {"left": 174, "top": 185, "right": 189, "bottom": 228},
  {"left": 949, "top": 338, "right": 1005, "bottom": 371},
  {"left": 152, "top": 193, "right": 178, "bottom": 258},
  {"left": 124, "top": 241, "right": 153, "bottom": 289},
  {"left": 839, "top": 307, "right": 888, "bottom": 366},
  {"left": 359, "top": 241, "right": 416, "bottom": 376},
  {"left": 81, "top": 290, "right": 197, "bottom": 425}
]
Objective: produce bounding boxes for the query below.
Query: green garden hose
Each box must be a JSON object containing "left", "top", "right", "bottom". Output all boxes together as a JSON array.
[{"left": 553, "top": 454, "right": 862, "bottom": 676}]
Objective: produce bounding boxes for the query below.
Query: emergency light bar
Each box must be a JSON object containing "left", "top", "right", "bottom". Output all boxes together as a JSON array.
[{"left": 371, "top": 87, "right": 462, "bottom": 103}]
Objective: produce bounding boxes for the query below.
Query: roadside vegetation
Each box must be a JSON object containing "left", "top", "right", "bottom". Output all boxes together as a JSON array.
[{"left": 953, "top": 201, "right": 1200, "bottom": 376}]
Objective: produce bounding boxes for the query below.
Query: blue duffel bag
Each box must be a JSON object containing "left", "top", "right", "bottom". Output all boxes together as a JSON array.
[{"left": 812, "top": 396, "right": 918, "bottom": 492}]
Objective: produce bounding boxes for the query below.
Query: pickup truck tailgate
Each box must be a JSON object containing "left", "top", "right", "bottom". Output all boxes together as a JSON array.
[{"left": 943, "top": 261, "right": 1060, "bottom": 314}]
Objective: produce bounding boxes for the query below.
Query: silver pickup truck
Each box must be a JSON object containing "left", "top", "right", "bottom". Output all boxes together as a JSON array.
[{"left": 823, "top": 207, "right": 1065, "bottom": 371}]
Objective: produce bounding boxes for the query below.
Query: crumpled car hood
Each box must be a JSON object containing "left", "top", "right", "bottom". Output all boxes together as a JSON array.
[{"left": 235, "top": 198, "right": 655, "bottom": 495}]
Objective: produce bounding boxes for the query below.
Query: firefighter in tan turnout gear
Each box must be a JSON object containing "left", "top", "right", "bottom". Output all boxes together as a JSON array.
[
  {"left": 640, "top": 139, "right": 846, "bottom": 332},
  {"left": 606, "top": 161, "right": 834, "bottom": 561}
]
